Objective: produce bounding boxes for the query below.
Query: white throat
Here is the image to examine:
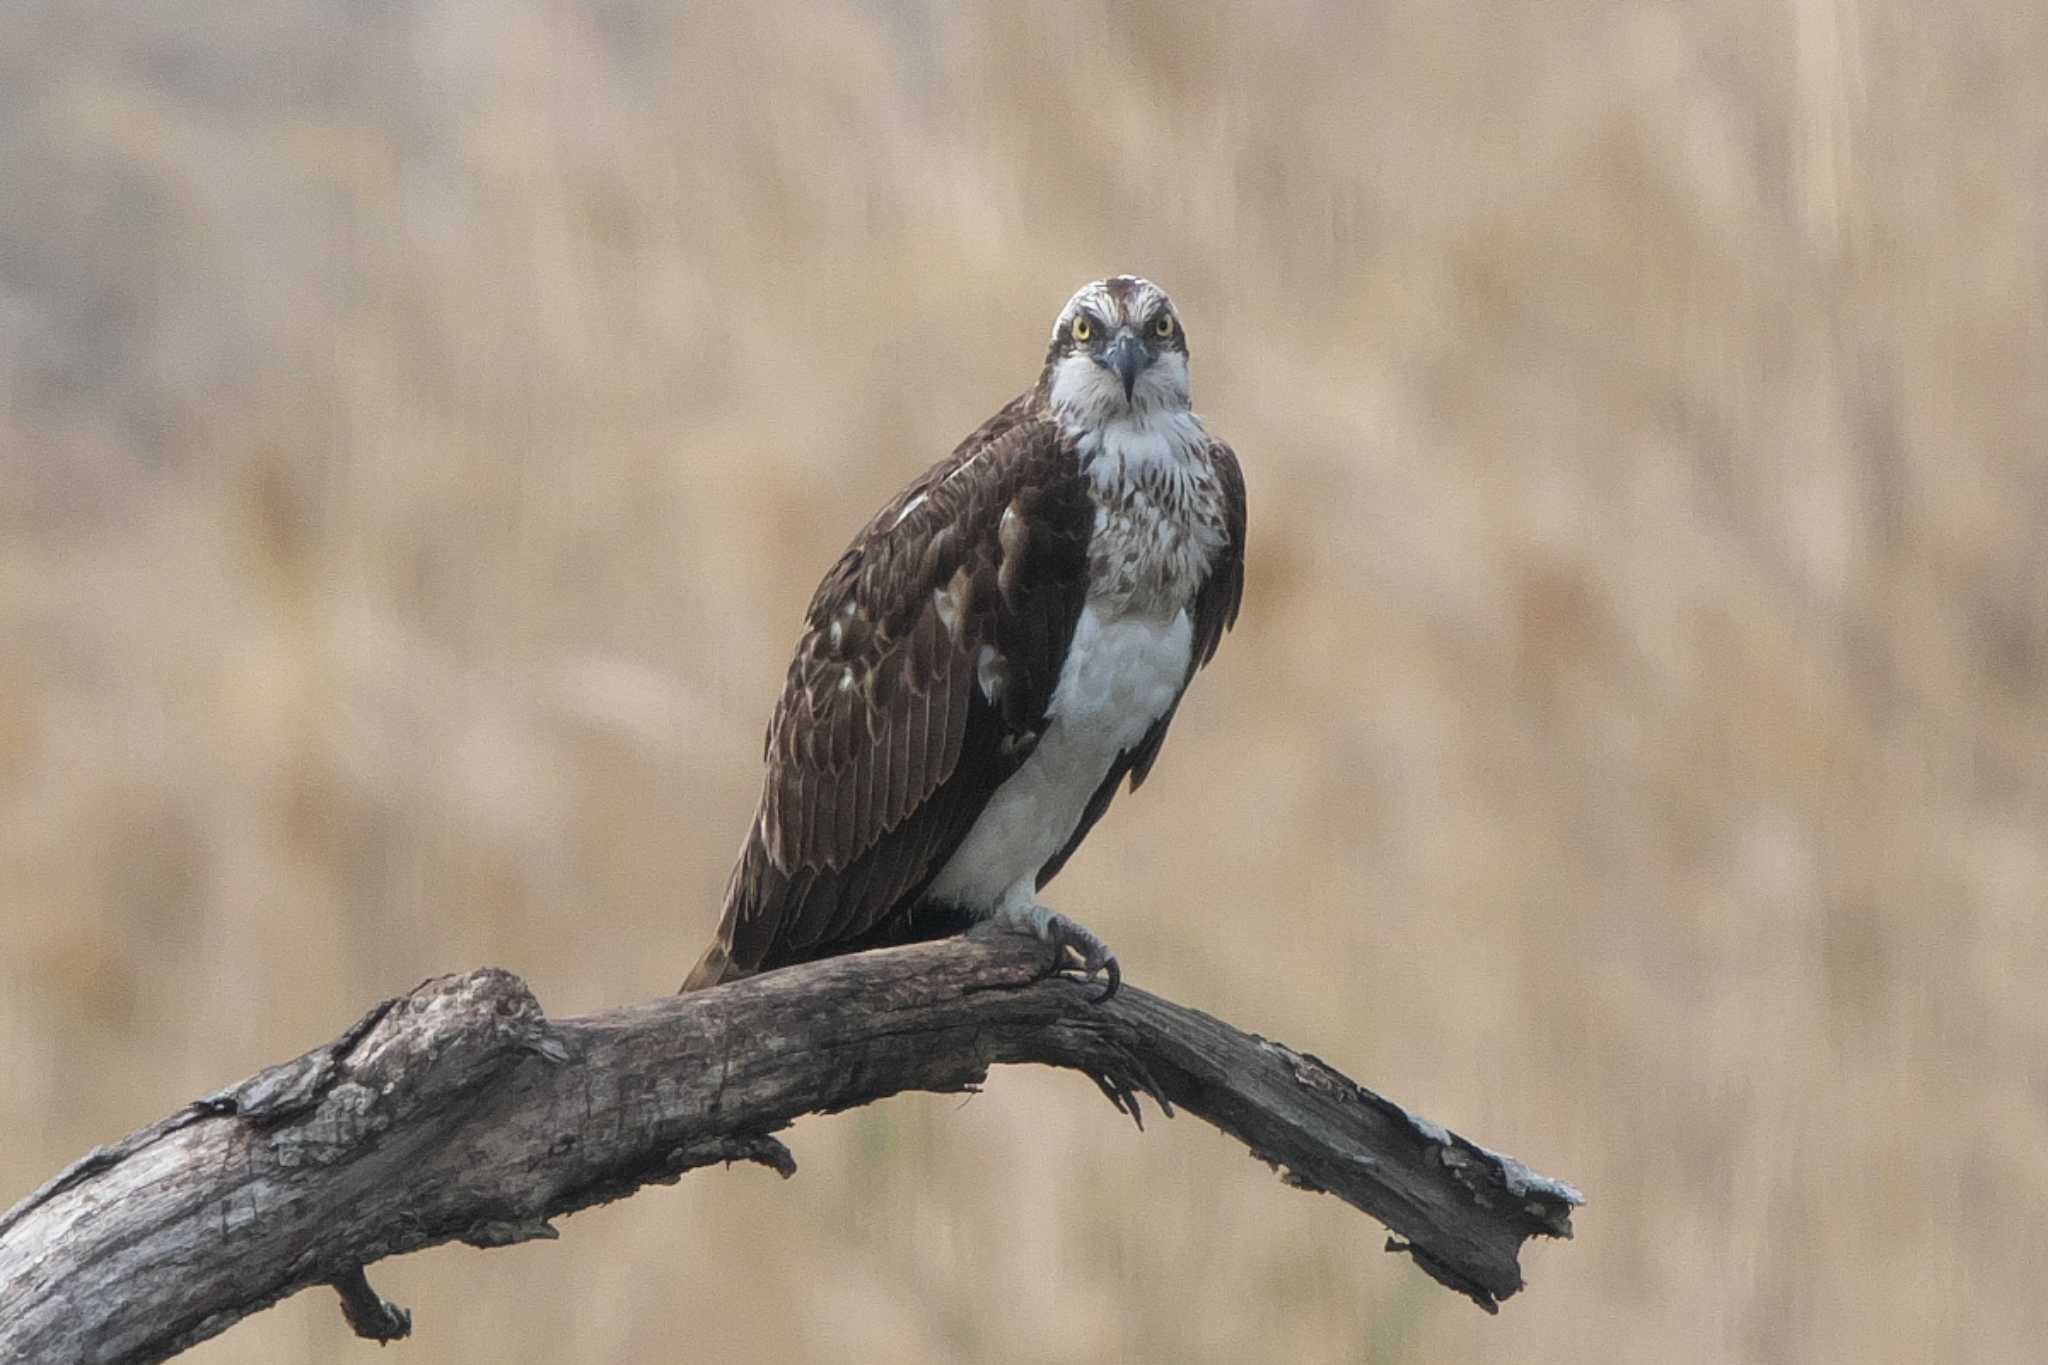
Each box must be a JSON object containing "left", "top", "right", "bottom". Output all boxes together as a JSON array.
[
  {"left": 1065, "top": 402, "right": 1211, "bottom": 505},
  {"left": 1048, "top": 358, "right": 1205, "bottom": 487},
  {"left": 1047, "top": 349, "right": 1192, "bottom": 428},
  {"left": 1060, "top": 386, "right": 1223, "bottom": 624}
]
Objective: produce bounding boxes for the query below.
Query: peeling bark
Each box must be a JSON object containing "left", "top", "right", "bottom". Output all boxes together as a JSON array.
[{"left": 0, "top": 933, "right": 1581, "bottom": 1363}]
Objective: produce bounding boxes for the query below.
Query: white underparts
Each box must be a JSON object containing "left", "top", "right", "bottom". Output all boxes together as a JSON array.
[
  {"left": 925, "top": 603, "right": 1194, "bottom": 914},
  {"left": 926, "top": 356, "right": 1219, "bottom": 921}
]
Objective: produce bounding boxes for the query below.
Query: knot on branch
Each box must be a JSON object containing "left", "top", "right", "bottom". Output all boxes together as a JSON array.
[{"left": 345, "top": 967, "right": 565, "bottom": 1095}]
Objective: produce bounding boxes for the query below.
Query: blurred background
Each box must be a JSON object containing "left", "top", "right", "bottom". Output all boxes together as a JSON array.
[{"left": 3, "top": 1, "right": 2044, "bottom": 1360}]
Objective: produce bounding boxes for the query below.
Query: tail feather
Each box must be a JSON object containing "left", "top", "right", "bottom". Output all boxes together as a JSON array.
[{"left": 679, "top": 940, "right": 747, "bottom": 993}]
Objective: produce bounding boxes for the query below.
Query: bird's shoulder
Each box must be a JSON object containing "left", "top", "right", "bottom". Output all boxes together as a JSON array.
[{"left": 798, "top": 391, "right": 1086, "bottom": 638}]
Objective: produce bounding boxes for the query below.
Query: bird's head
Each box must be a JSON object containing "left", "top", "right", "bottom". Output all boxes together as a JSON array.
[{"left": 1042, "top": 276, "right": 1190, "bottom": 420}]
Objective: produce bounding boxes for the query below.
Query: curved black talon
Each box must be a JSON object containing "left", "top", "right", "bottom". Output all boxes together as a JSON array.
[{"left": 1042, "top": 912, "right": 1121, "bottom": 1004}]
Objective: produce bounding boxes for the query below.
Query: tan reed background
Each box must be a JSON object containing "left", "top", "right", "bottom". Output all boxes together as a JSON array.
[{"left": 3, "top": 1, "right": 2045, "bottom": 1360}]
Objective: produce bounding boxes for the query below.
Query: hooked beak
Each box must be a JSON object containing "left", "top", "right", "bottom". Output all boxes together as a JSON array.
[{"left": 1100, "top": 331, "right": 1146, "bottom": 402}]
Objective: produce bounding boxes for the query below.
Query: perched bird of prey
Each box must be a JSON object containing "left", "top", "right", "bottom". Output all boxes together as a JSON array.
[{"left": 682, "top": 276, "right": 1245, "bottom": 999}]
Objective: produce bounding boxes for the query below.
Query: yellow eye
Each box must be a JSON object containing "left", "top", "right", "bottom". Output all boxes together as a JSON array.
[
  {"left": 1153, "top": 314, "right": 1175, "bottom": 339},
  {"left": 1071, "top": 315, "right": 1092, "bottom": 343}
]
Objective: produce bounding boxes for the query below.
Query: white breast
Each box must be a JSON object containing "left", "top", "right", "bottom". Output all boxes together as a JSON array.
[
  {"left": 1079, "top": 408, "right": 1226, "bottom": 619},
  {"left": 925, "top": 603, "right": 1193, "bottom": 912}
]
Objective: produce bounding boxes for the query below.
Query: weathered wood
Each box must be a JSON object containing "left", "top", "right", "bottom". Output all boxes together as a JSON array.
[{"left": 0, "top": 932, "right": 1581, "bottom": 1363}]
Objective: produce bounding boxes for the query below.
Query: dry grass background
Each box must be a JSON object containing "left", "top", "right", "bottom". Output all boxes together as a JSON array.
[{"left": 3, "top": 0, "right": 2045, "bottom": 1360}]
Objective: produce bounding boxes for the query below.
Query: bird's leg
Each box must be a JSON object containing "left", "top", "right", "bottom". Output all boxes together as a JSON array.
[{"left": 989, "top": 896, "right": 1121, "bottom": 1002}]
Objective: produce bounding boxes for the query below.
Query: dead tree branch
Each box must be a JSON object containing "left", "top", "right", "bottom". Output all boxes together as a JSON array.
[{"left": 0, "top": 933, "right": 1581, "bottom": 1363}]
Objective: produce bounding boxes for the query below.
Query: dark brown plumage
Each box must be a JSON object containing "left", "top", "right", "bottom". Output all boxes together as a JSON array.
[{"left": 683, "top": 278, "right": 1244, "bottom": 993}]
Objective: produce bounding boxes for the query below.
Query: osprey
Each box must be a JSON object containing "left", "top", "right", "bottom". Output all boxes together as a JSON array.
[{"left": 682, "top": 276, "right": 1245, "bottom": 998}]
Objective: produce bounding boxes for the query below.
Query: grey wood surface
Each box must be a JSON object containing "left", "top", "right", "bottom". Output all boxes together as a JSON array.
[{"left": 0, "top": 933, "right": 1581, "bottom": 1362}]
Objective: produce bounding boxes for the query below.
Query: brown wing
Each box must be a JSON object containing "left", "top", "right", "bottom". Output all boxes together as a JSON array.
[
  {"left": 1033, "top": 437, "right": 1246, "bottom": 890},
  {"left": 683, "top": 399, "right": 1094, "bottom": 989}
]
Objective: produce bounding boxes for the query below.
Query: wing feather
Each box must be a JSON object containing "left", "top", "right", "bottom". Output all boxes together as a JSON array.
[
  {"left": 783, "top": 867, "right": 827, "bottom": 950},
  {"left": 902, "top": 639, "right": 932, "bottom": 830},
  {"left": 826, "top": 836, "right": 880, "bottom": 945},
  {"left": 875, "top": 677, "right": 901, "bottom": 829},
  {"left": 858, "top": 702, "right": 884, "bottom": 860},
  {"left": 794, "top": 765, "right": 819, "bottom": 873},
  {"left": 885, "top": 653, "right": 915, "bottom": 824},
  {"left": 932, "top": 633, "right": 959, "bottom": 778}
]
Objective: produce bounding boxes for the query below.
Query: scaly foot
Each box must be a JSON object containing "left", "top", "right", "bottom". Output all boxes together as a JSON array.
[
  {"left": 1040, "top": 911, "right": 1121, "bottom": 1003},
  {"left": 987, "top": 897, "right": 1122, "bottom": 1002}
]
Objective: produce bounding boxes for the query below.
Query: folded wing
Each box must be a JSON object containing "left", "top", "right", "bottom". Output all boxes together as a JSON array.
[{"left": 685, "top": 407, "right": 1093, "bottom": 988}]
